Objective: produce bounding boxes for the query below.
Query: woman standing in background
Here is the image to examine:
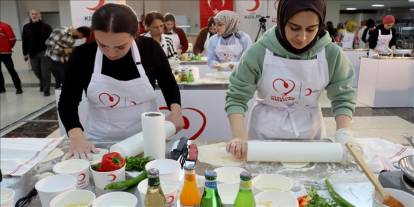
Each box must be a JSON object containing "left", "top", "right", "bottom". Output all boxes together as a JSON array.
[
  {"left": 164, "top": 13, "right": 189, "bottom": 54},
  {"left": 193, "top": 17, "right": 216, "bottom": 56}
]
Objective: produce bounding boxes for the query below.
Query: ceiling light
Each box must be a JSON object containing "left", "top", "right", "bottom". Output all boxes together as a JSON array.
[
  {"left": 372, "top": 4, "right": 384, "bottom": 7},
  {"left": 346, "top": 8, "right": 357, "bottom": 11},
  {"left": 409, "top": 0, "right": 414, "bottom": 2}
]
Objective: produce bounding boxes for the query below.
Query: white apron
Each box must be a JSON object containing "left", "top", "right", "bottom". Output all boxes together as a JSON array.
[
  {"left": 342, "top": 31, "right": 354, "bottom": 49},
  {"left": 215, "top": 35, "right": 243, "bottom": 63},
  {"left": 85, "top": 41, "right": 158, "bottom": 142},
  {"left": 202, "top": 32, "right": 211, "bottom": 56},
  {"left": 165, "top": 32, "right": 180, "bottom": 52},
  {"left": 369, "top": 29, "right": 393, "bottom": 57},
  {"left": 248, "top": 49, "right": 330, "bottom": 140}
]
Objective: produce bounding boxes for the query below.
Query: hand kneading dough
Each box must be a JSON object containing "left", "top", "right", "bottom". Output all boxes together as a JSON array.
[{"left": 198, "top": 142, "right": 244, "bottom": 167}]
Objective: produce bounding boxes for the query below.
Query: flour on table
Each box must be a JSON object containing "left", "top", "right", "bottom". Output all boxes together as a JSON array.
[{"left": 198, "top": 142, "right": 244, "bottom": 167}]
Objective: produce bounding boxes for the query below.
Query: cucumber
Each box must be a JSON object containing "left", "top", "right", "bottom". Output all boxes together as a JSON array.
[{"left": 104, "top": 171, "right": 147, "bottom": 190}]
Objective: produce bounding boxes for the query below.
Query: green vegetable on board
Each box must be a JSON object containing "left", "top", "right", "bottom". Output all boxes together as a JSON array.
[
  {"left": 325, "top": 179, "right": 355, "bottom": 207},
  {"left": 125, "top": 156, "right": 152, "bottom": 172},
  {"left": 104, "top": 171, "right": 147, "bottom": 190},
  {"left": 307, "top": 187, "right": 335, "bottom": 207}
]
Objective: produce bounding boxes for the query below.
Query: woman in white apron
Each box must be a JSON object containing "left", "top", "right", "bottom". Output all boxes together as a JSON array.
[
  {"left": 341, "top": 20, "right": 357, "bottom": 49},
  {"left": 164, "top": 13, "right": 189, "bottom": 54},
  {"left": 225, "top": 0, "right": 356, "bottom": 159},
  {"left": 58, "top": 4, "right": 183, "bottom": 159},
  {"left": 368, "top": 15, "right": 396, "bottom": 57},
  {"left": 193, "top": 17, "right": 216, "bottom": 56},
  {"left": 207, "top": 10, "right": 252, "bottom": 70},
  {"left": 142, "top": 12, "right": 177, "bottom": 59}
]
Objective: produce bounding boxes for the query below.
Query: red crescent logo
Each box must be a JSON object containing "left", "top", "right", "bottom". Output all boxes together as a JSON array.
[
  {"left": 78, "top": 173, "right": 86, "bottom": 182},
  {"left": 98, "top": 92, "right": 120, "bottom": 108},
  {"left": 108, "top": 173, "right": 117, "bottom": 182},
  {"left": 166, "top": 195, "right": 175, "bottom": 205},
  {"left": 272, "top": 78, "right": 296, "bottom": 97},
  {"left": 247, "top": 0, "right": 260, "bottom": 12},
  {"left": 305, "top": 88, "right": 312, "bottom": 96},
  {"left": 87, "top": 0, "right": 105, "bottom": 11},
  {"left": 159, "top": 107, "right": 207, "bottom": 140}
]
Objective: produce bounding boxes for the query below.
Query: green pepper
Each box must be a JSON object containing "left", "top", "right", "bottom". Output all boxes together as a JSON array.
[
  {"left": 104, "top": 171, "right": 147, "bottom": 190},
  {"left": 325, "top": 179, "right": 355, "bottom": 207}
]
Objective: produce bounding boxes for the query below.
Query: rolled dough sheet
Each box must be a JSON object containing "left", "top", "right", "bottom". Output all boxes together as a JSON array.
[
  {"left": 198, "top": 142, "right": 244, "bottom": 167},
  {"left": 247, "top": 141, "right": 344, "bottom": 163}
]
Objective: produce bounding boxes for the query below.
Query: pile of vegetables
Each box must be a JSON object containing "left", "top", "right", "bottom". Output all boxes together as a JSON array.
[
  {"left": 125, "top": 155, "right": 152, "bottom": 172},
  {"left": 298, "top": 179, "right": 355, "bottom": 207}
]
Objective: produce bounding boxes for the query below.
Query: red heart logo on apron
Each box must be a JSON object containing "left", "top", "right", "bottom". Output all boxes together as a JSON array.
[
  {"left": 272, "top": 78, "right": 296, "bottom": 97},
  {"left": 159, "top": 107, "right": 207, "bottom": 140},
  {"left": 98, "top": 92, "right": 120, "bottom": 108}
]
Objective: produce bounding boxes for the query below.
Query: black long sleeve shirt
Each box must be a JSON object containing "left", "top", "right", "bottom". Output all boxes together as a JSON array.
[
  {"left": 58, "top": 36, "right": 181, "bottom": 133},
  {"left": 22, "top": 21, "right": 52, "bottom": 57},
  {"left": 368, "top": 24, "right": 397, "bottom": 49}
]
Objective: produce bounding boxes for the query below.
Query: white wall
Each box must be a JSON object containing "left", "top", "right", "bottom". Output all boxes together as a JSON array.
[
  {"left": 58, "top": 0, "right": 72, "bottom": 27},
  {"left": 1, "top": 0, "right": 21, "bottom": 38},
  {"left": 326, "top": 0, "right": 340, "bottom": 25},
  {"left": 16, "top": 0, "right": 60, "bottom": 28}
]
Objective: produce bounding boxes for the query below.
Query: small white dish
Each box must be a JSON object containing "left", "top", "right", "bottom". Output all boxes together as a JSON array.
[
  {"left": 255, "top": 191, "right": 298, "bottom": 207},
  {"left": 50, "top": 190, "right": 96, "bottom": 207},
  {"left": 145, "top": 159, "right": 181, "bottom": 181},
  {"left": 35, "top": 174, "right": 77, "bottom": 207},
  {"left": 373, "top": 188, "right": 414, "bottom": 207},
  {"left": 252, "top": 174, "right": 293, "bottom": 192},
  {"left": 93, "top": 192, "right": 137, "bottom": 207}
]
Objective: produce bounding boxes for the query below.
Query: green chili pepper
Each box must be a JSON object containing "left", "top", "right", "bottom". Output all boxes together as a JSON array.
[
  {"left": 325, "top": 179, "right": 355, "bottom": 207},
  {"left": 104, "top": 171, "right": 147, "bottom": 190}
]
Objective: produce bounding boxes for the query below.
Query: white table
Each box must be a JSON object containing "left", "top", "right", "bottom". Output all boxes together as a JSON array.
[
  {"left": 343, "top": 49, "right": 368, "bottom": 87},
  {"left": 357, "top": 57, "right": 414, "bottom": 107}
]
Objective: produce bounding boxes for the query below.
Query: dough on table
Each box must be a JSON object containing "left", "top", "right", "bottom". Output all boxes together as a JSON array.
[{"left": 198, "top": 142, "right": 244, "bottom": 167}]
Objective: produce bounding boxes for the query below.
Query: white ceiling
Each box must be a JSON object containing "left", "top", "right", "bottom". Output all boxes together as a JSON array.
[{"left": 330, "top": 0, "right": 414, "bottom": 10}]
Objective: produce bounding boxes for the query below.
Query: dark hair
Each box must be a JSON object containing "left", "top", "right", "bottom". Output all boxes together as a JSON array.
[
  {"left": 144, "top": 11, "right": 164, "bottom": 27},
  {"left": 76, "top": 26, "right": 91, "bottom": 38},
  {"left": 164, "top": 13, "right": 175, "bottom": 22},
  {"left": 91, "top": 3, "right": 138, "bottom": 36},
  {"left": 366, "top": 19, "right": 375, "bottom": 28},
  {"left": 207, "top": 17, "right": 215, "bottom": 28}
]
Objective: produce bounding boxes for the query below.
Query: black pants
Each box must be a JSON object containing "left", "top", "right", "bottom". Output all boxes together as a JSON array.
[
  {"left": 0, "top": 54, "right": 22, "bottom": 91},
  {"left": 43, "top": 56, "right": 66, "bottom": 93},
  {"left": 29, "top": 51, "right": 46, "bottom": 90}
]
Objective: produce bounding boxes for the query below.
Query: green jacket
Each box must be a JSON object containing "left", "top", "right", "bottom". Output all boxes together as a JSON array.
[{"left": 225, "top": 27, "right": 356, "bottom": 117}]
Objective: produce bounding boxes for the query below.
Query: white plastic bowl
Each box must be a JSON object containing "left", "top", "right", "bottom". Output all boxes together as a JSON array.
[
  {"left": 252, "top": 174, "right": 293, "bottom": 192},
  {"left": 255, "top": 191, "right": 298, "bottom": 207},
  {"left": 53, "top": 159, "right": 90, "bottom": 188},
  {"left": 214, "top": 166, "right": 246, "bottom": 184},
  {"left": 145, "top": 159, "right": 181, "bottom": 181},
  {"left": 50, "top": 190, "right": 95, "bottom": 207},
  {"left": 35, "top": 174, "right": 77, "bottom": 207},
  {"left": 90, "top": 163, "right": 125, "bottom": 189},
  {"left": 93, "top": 192, "right": 137, "bottom": 207},
  {"left": 373, "top": 188, "right": 414, "bottom": 207},
  {"left": 1, "top": 188, "right": 15, "bottom": 207}
]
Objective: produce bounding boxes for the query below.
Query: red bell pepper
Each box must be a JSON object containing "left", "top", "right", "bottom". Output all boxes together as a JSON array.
[{"left": 98, "top": 152, "right": 125, "bottom": 172}]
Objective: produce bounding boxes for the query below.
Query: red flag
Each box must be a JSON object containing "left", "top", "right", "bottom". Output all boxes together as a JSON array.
[{"left": 200, "top": 0, "right": 233, "bottom": 28}]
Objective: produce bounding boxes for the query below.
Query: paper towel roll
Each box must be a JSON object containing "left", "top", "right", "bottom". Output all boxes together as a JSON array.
[
  {"left": 110, "top": 121, "right": 176, "bottom": 157},
  {"left": 247, "top": 141, "right": 344, "bottom": 163},
  {"left": 142, "top": 112, "right": 166, "bottom": 159}
]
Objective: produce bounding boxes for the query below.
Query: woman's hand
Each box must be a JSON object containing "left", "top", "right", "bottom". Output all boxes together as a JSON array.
[
  {"left": 213, "top": 63, "right": 223, "bottom": 70},
  {"left": 226, "top": 138, "right": 247, "bottom": 160},
  {"left": 166, "top": 104, "right": 184, "bottom": 133},
  {"left": 67, "top": 128, "right": 97, "bottom": 160}
]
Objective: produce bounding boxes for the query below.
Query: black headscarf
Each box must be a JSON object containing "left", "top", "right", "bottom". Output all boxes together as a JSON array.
[{"left": 276, "top": 0, "right": 326, "bottom": 54}]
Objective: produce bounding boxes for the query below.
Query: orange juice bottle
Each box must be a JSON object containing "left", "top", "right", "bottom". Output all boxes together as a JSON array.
[{"left": 179, "top": 163, "right": 201, "bottom": 206}]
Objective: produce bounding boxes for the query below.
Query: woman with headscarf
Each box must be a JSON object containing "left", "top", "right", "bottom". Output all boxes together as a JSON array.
[
  {"left": 368, "top": 15, "right": 397, "bottom": 56},
  {"left": 225, "top": 0, "right": 356, "bottom": 160},
  {"left": 193, "top": 17, "right": 216, "bottom": 56},
  {"left": 207, "top": 10, "right": 252, "bottom": 70}
]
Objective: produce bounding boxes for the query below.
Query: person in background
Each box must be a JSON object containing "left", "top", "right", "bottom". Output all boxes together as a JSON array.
[
  {"left": 164, "top": 13, "right": 189, "bottom": 54},
  {"left": 335, "top": 22, "right": 345, "bottom": 43},
  {"left": 368, "top": 15, "right": 396, "bottom": 56},
  {"left": 0, "top": 21, "right": 22, "bottom": 94},
  {"left": 341, "top": 20, "right": 358, "bottom": 49},
  {"left": 143, "top": 11, "right": 177, "bottom": 59},
  {"left": 225, "top": 0, "right": 355, "bottom": 160},
  {"left": 194, "top": 17, "right": 216, "bottom": 55},
  {"left": 361, "top": 19, "right": 375, "bottom": 48},
  {"left": 22, "top": 9, "right": 52, "bottom": 93},
  {"left": 357, "top": 20, "right": 367, "bottom": 48},
  {"left": 44, "top": 26, "right": 91, "bottom": 96},
  {"left": 138, "top": 14, "right": 146, "bottom": 35},
  {"left": 325, "top": 21, "right": 336, "bottom": 42},
  {"left": 58, "top": 4, "right": 183, "bottom": 159},
  {"left": 207, "top": 10, "right": 252, "bottom": 70}
]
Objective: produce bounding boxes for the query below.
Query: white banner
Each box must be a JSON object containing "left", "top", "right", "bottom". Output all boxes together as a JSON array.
[
  {"left": 70, "top": 0, "right": 125, "bottom": 27},
  {"left": 235, "top": 0, "right": 278, "bottom": 42}
]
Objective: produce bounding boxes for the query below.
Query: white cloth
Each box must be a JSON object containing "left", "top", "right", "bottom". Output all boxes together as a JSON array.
[
  {"left": 214, "top": 35, "right": 244, "bottom": 64},
  {"left": 85, "top": 41, "right": 158, "bottom": 142},
  {"left": 354, "top": 138, "right": 414, "bottom": 173},
  {"left": 342, "top": 31, "right": 355, "bottom": 49},
  {"left": 369, "top": 29, "right": 393, "bottom": 57},
  {"left": 1, "top": 137, "right": 64, "bottom": 176},
  {"left": 248, "top": 49, "right": 329, "bottom": 140}
]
